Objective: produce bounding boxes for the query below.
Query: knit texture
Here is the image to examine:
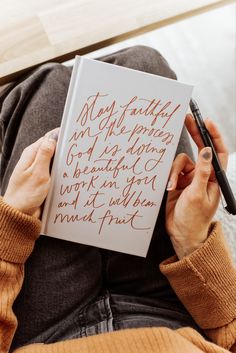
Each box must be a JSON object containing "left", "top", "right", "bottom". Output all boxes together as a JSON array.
[
  {"left": 0, "top": 197, "right": 41, "bottom": 263},
  {"left": 160, "top": 222, "right": 236, "bottom": 328},
  {"left": 0, "top": 198, "right": 235, "bottom": 353}
]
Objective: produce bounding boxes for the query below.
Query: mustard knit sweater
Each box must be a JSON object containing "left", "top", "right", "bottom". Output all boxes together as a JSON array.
[{"left": 0, "top": 197, "right": 235, "bottom": 353}]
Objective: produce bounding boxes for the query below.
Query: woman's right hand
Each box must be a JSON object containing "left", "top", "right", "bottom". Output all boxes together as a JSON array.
[
  {"left": 165, "top": 116, "right": 228, "bottom": 259},
  {"left": 3, "top": 128, "right": 59, "bottom": 218}
]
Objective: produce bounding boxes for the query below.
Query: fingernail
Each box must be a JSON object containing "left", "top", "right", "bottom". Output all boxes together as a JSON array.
[
  {"left": 166, "top": 180, "right": 172, "bottom": 190},
  {"left": 202, "top": 147, "right": 212, "bottom": 160},
  {"left": 48, "top": 132, "right": 58, "bottom": 142}
]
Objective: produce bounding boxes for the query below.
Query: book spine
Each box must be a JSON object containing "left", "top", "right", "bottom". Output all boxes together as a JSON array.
[{"left": 41, "top": 56, "right": 83, "bottom": 234}]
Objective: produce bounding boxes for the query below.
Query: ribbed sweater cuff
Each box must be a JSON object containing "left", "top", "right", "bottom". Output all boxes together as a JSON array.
[
  {"left": 160, "top": 221, "right": 236, "bottom": 329},
  {"left": 0, "top": 197, "right": 41, "bottom": 263}
]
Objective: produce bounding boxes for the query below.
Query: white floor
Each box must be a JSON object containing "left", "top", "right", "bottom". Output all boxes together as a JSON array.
[{"left": 66, "top": 2, "right": 236, "bottom": 153}]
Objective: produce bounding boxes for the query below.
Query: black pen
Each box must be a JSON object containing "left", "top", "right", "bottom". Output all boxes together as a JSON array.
[{"left": 190, "top": 99, "right": 236, "bottom": 215}]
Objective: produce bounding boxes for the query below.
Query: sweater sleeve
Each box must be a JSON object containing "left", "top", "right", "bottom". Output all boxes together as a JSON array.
[
  {"left": 160, "top": 221, "right": 236, "bottom": 352},
  {"left": 0, "top": 197, "right": 41, "bottom": 353}
]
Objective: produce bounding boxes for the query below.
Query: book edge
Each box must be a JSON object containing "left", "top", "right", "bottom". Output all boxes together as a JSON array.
[{"left": 41, "top": 55, "right": 83, "bottom": 232}]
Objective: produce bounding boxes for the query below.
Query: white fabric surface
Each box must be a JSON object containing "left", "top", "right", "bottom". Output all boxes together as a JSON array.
[{"left": 215, "top": 152, "right": 236, "bottom": 264}]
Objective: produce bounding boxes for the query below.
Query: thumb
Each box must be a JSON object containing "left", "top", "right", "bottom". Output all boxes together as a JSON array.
[
  {"left": 32, "top": 132, "right": 58, "bottom": 174},
  {"left": 191, "top": 147, "right": 212, "bottom": 193}
]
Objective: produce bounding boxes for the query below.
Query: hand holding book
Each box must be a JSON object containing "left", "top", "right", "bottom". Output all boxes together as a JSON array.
[
  {"left": 2, "top": 116, "right": 229, "bottom": 260},
  {"left": 3, "top": 128, "right": 59, "bottom": 218},
  {"left": 165, "top": 116, "right": 229, "bottom": 259}
]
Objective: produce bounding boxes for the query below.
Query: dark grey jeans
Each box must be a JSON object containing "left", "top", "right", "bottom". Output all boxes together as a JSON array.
[{"left": 0, "top": 46, "right": 201, "bottom": 350}]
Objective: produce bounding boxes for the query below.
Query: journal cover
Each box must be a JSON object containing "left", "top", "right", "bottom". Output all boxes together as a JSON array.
[{"left": 41, "top": 56, "right": 193, "bottom": 256}]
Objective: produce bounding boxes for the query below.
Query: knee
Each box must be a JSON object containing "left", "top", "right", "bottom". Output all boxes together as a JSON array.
[
  {"left": 40, "top": 63, "right": 72, "bottom": 92},
  {"left": 123, "top": 45, "right": 177, "bottom": 79}
]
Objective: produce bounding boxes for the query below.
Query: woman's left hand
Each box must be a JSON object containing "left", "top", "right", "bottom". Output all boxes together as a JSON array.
[{"left": 165, "top": 115, "right": 228, "bottom": 259}]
